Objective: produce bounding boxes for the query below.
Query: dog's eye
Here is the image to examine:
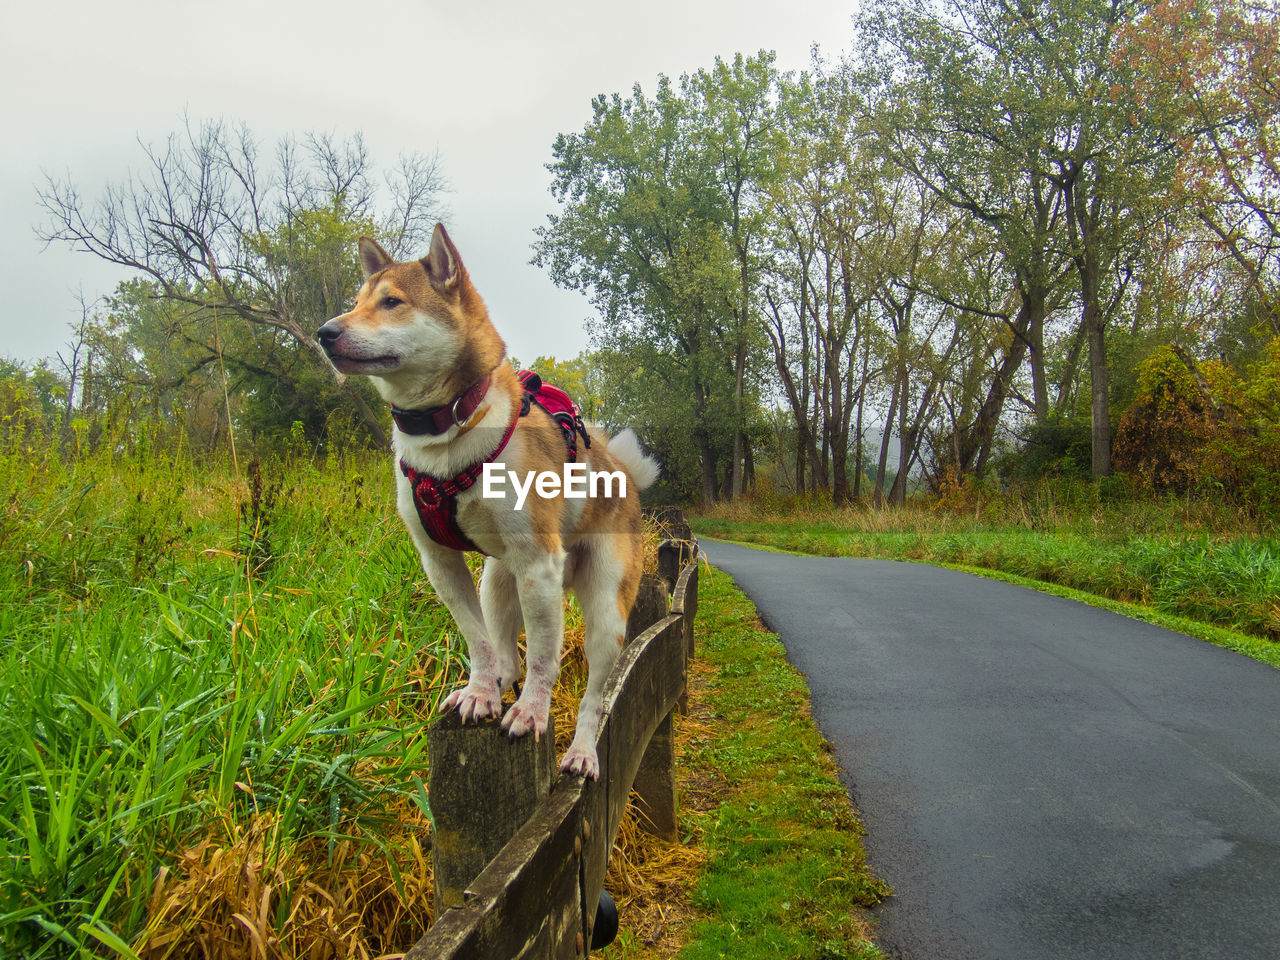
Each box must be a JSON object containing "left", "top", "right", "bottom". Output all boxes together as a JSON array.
[{"left": 381, "top": 295, "right": 402, "bottom": 309}]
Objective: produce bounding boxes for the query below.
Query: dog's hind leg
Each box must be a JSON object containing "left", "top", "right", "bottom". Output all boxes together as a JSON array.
[
  {"left": 560, "top": 536, "right": 639, "bottom": 780},
  {"left": 500, "top": 546, "right": 566, "bottom": 742},
  {"left": 479, "top": 556, "right": 522, "bottom": 696}
]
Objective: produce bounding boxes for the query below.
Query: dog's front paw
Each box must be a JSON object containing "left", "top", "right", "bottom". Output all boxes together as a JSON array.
[
  {"left": 559, "top": 745, "right": 600, "bottom": 781},
  {"left": 441, "top": 681, "right": 504, "bottom": 723},
  {"left": 501, "top": 698, "right": 549, "bottom": 740}
]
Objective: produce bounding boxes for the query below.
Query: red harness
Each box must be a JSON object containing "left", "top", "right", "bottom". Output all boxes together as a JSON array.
[{"left": 398, "top": 370, "right": 590, "bottom": 554}]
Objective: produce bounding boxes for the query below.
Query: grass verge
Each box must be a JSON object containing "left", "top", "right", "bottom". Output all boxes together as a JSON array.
[
  {"left": 603, "top": 567, "right": 890, "bottom": 960},
  {"left": 693, "top": 518, "right": 1280, "bottom": 671}
]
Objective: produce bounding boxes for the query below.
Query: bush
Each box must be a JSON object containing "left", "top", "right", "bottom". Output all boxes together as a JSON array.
[
  {"left": 997, "top": 414, "right": 1093, "bottom": 481},
  {"left": 1114, "top": 340, "right": 1280, "bottom": 515},
  {"left": 1113, "top": 346, "right": 1216, "bottom": 490}
]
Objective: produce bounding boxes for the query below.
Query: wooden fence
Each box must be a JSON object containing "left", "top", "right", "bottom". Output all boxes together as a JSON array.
[{"left": 406, "top": 536, "right": 699, "bottom": 959}]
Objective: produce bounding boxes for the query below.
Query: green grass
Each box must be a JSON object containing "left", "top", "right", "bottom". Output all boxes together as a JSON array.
[
  {"left": 674, "top": 571, "right": 889, "bottom": 960},
  {"left": 0, "top": 440, "right": 466, "bottom": 957},
  {"left": 693, "top": 501, "right": 1280, "bottom": 656}
]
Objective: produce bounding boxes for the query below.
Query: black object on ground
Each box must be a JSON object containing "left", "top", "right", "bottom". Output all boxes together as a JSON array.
[{"left": 592, "top": 890, "right": 618, "bottom": 951}]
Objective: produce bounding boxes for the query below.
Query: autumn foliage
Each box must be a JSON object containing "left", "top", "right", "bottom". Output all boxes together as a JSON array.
[{"left": 1115, "top": 338, "right": 1280, "bottom": 511}]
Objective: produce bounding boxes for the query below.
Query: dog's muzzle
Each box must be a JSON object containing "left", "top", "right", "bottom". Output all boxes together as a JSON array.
[{"left": 316, "top": 320, "right": 342, "bottom": 354}]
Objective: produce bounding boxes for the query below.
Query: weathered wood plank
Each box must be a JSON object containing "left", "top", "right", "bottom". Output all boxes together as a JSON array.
[
  {"left": 632, "top": 709, "right": 678, "bottom": 840},
  {"left": 626, "top": 573, "right": 670, "bottom": 643},
  {"left": 407, "top": 779, "right": 585, "bottom": 959},
  {"left": 581, "top": 614, "right": 686, "bottom": 917},
  {"left": 416, "top": 552, "right": 696, "bottom": 959},
  {"left": 586, "top": 616, "right": 691, "bottom": 901},
  {"left": 575, "top": 768, "right": 608, "bottom": 950},
  {"left": 671, "top": 559, "right": 698, "bottom": 713},
  {"left": 675, "top": 560, "right": 698, "bottom": 663},
  {"left": 657, "top": 539, "right": 696, "bottom": 595},
  {"left": 428, "top": 710, "right": 556, "bottom": 909}
]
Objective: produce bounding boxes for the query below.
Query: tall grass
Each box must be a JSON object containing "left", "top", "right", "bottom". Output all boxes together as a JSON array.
[
  {"left": 696, "top": 482, "right": 1280, "bottom": 641},
  {"left": 0, "top": 436, "right": 467, "bottom": 957}
]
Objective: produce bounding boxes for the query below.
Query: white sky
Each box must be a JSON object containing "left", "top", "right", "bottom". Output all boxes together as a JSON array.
[{"left": 1, "top": 0, "right": 857, "bottom": 370}]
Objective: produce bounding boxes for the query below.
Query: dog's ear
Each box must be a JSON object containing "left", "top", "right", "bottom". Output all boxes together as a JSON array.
[
  {"left": 421, "top": 224, "right": 463, "bottom": 297},
  {"left": 358, "top": 237, "right": 395, "bottom": 279}
]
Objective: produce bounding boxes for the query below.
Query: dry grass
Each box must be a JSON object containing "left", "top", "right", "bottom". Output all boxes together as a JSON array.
[{"left": 135, "top": 800, "right": 434, "bottom": 960}]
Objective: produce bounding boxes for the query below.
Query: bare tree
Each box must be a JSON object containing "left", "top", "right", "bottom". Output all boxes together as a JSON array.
[
  {"left": 38, "top": 117, "right": 447, "bottom": 447},
  {"left": 54, "top": 294, "right": 96, "bottom": 430}
]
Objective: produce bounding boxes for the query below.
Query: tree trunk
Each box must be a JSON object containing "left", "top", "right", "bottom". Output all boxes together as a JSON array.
[
  {"left": 853, "top": 384, "right": 865, "bottom": 500},
  {"left": 831, "top": 428, "right": 851, "bottom": 504},
  {"left": 957, "top": 300, "right": 1031, "bottom": 475},
  {"left": 1080, "top": 254, "right": 1111, "bottom": 477},
  {"left": 1085, "top": 314, "right": 1111, "bottom": 477},
  {"left": 1054, "top": 324, "right": 1086, "bottom": 413},
  {"left": 830, "top": 353, "right": 852, "bottom": 505},
  {"left": 698, "top": 432, "right": 717, "bottom": 507},
  {"left": 731, "top": 339, "right": 746, "bottom": 500},
  {"left": 795, "top": 419, "right": 807, "bottom": 494},
  {"left": 893, "top": 362, "right": 909, "bottom": 506},
  {"left": 874, "top": 380, "right": 899, "bottom": 507},
  {"left": 1026, "top": 285, "right": 1049, "bottom": 420},
  {"left": 888, "top": 446, "right": 911, "bottom": 505}
]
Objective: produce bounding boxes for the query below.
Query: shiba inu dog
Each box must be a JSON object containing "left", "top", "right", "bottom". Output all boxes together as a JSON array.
[{"left": 316, "top": 224, "right": 659, "bottom": 779}]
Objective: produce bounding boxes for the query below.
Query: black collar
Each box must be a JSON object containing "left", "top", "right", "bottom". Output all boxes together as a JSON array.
[{"left": 391, "top": 375, "right": 492, "bottom": 436}]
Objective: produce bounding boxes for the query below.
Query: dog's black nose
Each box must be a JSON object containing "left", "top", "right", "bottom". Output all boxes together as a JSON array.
[{"left": 316, "top": 322, "right": 342, "bottom": 350}]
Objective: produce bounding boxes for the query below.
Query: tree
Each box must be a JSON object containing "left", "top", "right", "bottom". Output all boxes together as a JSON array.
[
  {"left": 0, "top": 358, "right": 63, "bottom": 446},
  {"left": 762, "top": 63, "right": 887, "bottom": 502},
  {"left": 534, "top": 60, "right": 776, "bottom": 504},
  {"left": 686, "top": 53, "right": 782, "bottom": 498},
  {"left": 1121, "top": 0, "right": 1280, "bottom": 325},
  {"left": 863, "top": 0, "right": 1072, "bottom": 433},
  {"left": 864, "top": 0, "right": 1192, "bottom": 478},
  {"left": 38, "top": 118, "right": 447, "bottom": 448}
]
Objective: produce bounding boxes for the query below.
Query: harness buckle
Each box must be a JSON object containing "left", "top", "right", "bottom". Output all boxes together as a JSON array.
[{"left": 416, "top": 479, "right": 444, "bottom": 507}]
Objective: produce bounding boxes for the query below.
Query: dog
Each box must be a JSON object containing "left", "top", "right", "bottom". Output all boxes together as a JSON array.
[{"left": 316, "top": 224, "right": 659, "bottom": 779}]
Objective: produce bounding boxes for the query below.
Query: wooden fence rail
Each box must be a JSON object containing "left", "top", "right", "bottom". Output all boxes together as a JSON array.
[{"left": 407, "top": 544, "right": 699, "bottom": 959}]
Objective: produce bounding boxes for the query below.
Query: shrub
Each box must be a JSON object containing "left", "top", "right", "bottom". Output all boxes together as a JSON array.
[
  {"left": 997, "top": 414, "right": 1093, "bottom": 481},
  {"left": 1113, "top": 346, "right": 1218, "bottom": 491},
  {"left": 1113, "top": 339, "right": 1280, "bottom": 516}
]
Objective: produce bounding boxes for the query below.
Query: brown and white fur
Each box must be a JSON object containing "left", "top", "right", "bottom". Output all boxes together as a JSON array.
[{"left": 316, "top": 224, "right": 659, "bottom": 779}]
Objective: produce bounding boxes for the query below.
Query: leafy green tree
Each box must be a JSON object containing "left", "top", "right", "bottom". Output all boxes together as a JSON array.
[
  {"left": 863, "top": 0, "right": 1190, "bottom": 478},
  {"left": 686, "top": 53, "right": 782, "bottom": 498},
  {"left": 863, "top": 0, "right": 1073, "bottom": 432},
  {"left": 534, "top": 58, "right": 777, "bottom": 504},
  {"left": 0, "top": 359, "right": 61, "bottom": 446},
  {"left": 762, "top": 63, "right": 887, "bottom": 502}
]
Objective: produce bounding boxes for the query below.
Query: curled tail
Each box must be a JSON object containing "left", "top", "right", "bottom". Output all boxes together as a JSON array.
[{"left": 606, "top": 428, "right": 660, "bottom": 491}]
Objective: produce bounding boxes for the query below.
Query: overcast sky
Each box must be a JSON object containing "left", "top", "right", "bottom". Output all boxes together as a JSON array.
[{"left": 1, "top": 0, "right": 857, "bottom": 370}]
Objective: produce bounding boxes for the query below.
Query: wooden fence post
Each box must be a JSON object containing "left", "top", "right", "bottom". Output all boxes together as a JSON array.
[
  {"left": 428, "top": 710, "right": 556, "bottom": 910},
  {"left": 671, "top": 560, "right": 699, "bottom": 715},
  {"left": 626, "top": 573, "right": 679, "bottom": 840},
  {"left": 626, "top": 574, "right": 670, "bottom": 643}
]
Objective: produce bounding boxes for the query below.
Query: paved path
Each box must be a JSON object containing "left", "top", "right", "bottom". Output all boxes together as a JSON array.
[{"left": 702, "top": 540, "right": 1280, "bottom": 960}]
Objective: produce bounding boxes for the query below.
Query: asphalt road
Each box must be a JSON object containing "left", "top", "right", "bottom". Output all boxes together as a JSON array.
[{"left": 701, "top": 540, "right": 1280, "bottom": 960}]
